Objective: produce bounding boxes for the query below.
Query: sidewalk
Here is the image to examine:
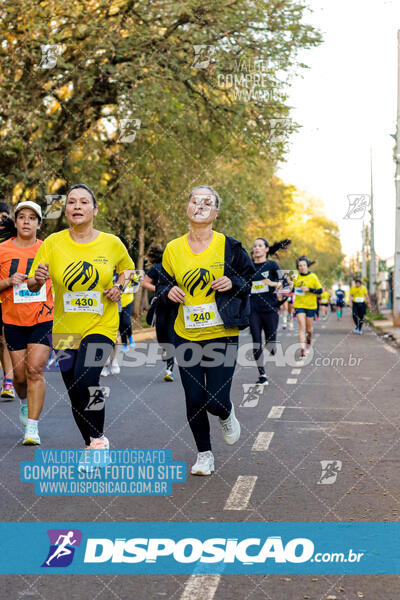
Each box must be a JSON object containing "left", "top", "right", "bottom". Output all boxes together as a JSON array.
[
  {"left": 131, "top": 326, "right": 156, "bottom": 342},
  {"left": 369, "top": 308, "right": 400, "bottom": 347}
]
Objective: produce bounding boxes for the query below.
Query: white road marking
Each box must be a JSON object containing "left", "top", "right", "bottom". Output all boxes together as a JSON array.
[
  {"left": 224, "top": 475, "right": 258, "bottom": 510},
  {"left": 286, "top": 378, "right": 297, "bottom": 384},
  {"left": 291, "top": 368, "right": 301, "bottom": 375},
  {"left": 252, "top": 431, "right": 274, "bottom": 450},
  {"left": 268, "top": 406, "right": 285, "bottom": 419},
  {"left": 180, "top": 575, "right": 221, "bottom": 600}
]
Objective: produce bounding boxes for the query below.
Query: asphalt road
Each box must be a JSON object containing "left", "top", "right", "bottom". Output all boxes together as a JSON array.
[{"left": 1, "top": 308, "right": 400, "bottom": 599}]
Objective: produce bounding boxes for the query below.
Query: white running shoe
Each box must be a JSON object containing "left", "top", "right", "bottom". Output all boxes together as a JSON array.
[
  {"left": 19, "top": 402, "right": 28, "bottom": 427},
  {"left": 288, "top": 321, "right": 294, "bottom": 330},
  {"left": 78, "top": 436, "right": 110, "bottom": 472},
  {"left": 219, "top": 405, "right": 241, "bottom": 445},
  {"left": 191, "top": 451, "right": 214, "bottom": 476},
  {"left": 23, "top": 423, "right": 41, "bottom": 445},
  {"left": 101, "top": 364, "right": 110, "bottom": 377},
  {"left": 110, "top": 359, "right": 120, "bottom": 375}
]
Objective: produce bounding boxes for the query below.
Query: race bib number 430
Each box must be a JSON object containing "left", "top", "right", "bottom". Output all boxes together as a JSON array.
[
  {"left": 183, "top": 302, "right": 223, "bottom": 329},
  {"left": 63, "top": 291, "right": 103, "bottom": 315}
]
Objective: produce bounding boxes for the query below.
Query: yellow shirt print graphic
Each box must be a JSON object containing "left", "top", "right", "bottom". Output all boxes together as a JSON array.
[
  {"left": 162, "top": 232, "right": 239, "bottom": 341},
  {"left": 63, "top": 261, "right": 100, "bottom": 290}
]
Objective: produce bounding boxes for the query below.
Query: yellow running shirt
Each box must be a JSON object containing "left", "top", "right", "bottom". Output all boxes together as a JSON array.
[
  {"left": 350, "top": 285, "right": 368, "bottom": 303},
  {"left": 121, "top": 273, "right": 139, "bottom": 308},
  {"left": 320, "top": 291, "right": 330, "bottom": 304},
  {"left": 29, "top": 229, "right": 134, "bottom": 349},
  {"left": 292, "top": 272, "right": 322, "bottom": 310},
  {"left": 162, "top": 232, "right": 239, "bottom": 341}
]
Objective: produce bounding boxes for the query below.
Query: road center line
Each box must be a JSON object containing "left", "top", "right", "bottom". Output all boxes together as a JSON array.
[
  {"left": 267, "top": 406, "right": 285, "bottom": 419},
  {"left": 224, "top": 475, "right": 258, "bottom": 510},
  {"left": 291, "top": 368, "right": 301, "bottom": 375},
  {"left": 252, "top": 431, "right": 274, "bottom": 450},
  {"left": 286, "top": 378, "right": 297, "bottom": 384},
  {"left": 180, "top": 575, "right": 221, "bottom": 600}
]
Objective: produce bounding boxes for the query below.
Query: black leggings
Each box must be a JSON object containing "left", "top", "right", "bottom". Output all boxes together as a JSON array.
[
  {"left": 175, "top": 335, "right": 238, "bottom": 452},
  {"left": 119, "top": 301, "right": 133, "bottom": 344},
  {"left": 156, "top": 307, "right": 176, "bottom": 371},
  {"left": 249, "top": 310, "right": 279, "bottom": 375},
  {"left": 59, "top": 334, "right": 113, "bottom": 445},
  {"left": 352, "top": 303, "right": 366, "bottom": 330}
]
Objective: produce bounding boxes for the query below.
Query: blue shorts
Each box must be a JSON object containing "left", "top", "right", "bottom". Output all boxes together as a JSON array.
[{"left": 295, "top": 308, "right": 315, "bottom": 318}]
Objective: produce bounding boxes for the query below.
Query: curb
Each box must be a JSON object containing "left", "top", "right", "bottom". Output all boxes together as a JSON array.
[{"left": 368, "top": 318, "right": 400, "bottom": 347}]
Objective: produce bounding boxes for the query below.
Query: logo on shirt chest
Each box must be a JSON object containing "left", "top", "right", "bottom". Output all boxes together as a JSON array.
[
  {"left": 63, "top": 261, "right": 99, "bottom": 291},
  {"left": 182, "top": 268, "right": 215, "bottom": 296}
]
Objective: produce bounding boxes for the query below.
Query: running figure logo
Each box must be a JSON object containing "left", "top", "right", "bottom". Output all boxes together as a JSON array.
[
  {"left": 240, "top": 384, "right": 264, "bottom": 408},
  {"left": 42, "top": 529, "right": 82, "bottom": 567},
  {"left": 318, "top": 460, "right": 342, "bottom": 485},
  {"left": 86, "top": 386, "right": 110, "bottom": 411}
]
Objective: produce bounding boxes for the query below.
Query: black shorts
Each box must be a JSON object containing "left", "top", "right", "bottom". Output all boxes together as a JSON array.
[{"left": 3, "top": 321, "right": 53, "bottom": 351}]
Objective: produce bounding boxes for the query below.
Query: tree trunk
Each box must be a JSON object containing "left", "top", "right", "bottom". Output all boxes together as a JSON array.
[{"left": 133, "top": 204, "right": 145, "bottom": 317}]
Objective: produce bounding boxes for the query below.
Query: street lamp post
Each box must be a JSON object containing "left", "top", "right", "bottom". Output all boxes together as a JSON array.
[{"left": 393, "top": 30, "right": 400, "bottom": 325}]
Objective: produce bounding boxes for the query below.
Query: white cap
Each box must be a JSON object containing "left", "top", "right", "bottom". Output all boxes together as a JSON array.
[{"left": 15, "top": 201, "right": 42, "bottom": 220}]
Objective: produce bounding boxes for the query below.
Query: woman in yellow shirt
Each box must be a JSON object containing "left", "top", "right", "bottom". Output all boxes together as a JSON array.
[
  {"left": 158, "top": 185, "right": 254, "bottom": 476},
  {"left": 319, "top": 289, "right": 331, "bottom": 320},
  {"left": 28, "top": 184, "right": 134, "bottom": 455},
  {"left": 349, "top": 279, "right": 370, "bottom": 334},
  {"left": 292, "top": 256, "right": 322, "bottom": 358}
]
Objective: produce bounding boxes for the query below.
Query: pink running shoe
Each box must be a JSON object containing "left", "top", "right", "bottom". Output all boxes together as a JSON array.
[{"left": 89, "top": 436, "right": 110, "bottom": 449}]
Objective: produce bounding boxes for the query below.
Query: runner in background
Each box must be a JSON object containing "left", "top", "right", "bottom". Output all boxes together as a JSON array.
[
  {"left": 319, "top": 288, "right": 330, "bottom": 319},
  {"left": 159, "top": 186, "right": 254, "bottom": 475},
  {"left": 292, "top": 256, "right": 322, "bottom": 358},
  {"left": 335, "top": 284, "right": 346, "bottom": 319},
  {"left": 287, "top": 290, "right": 295, "bottom": 330},
  {"left": 142, "top": 245, "right": 176, "bottom": 382},
  {"left": 349, "top": 279, "right": 370, "bottom": 334},
  {"left": 119, "top": 272, "right": 139, "bottom": 352},
  {"left": 28, "top": 184, "right": 134, "bottom": 457},
  {"left": 280, "top": 299, "right": 289, "bottom": 329},
  {"left": 0, "top": 202, "right": 16, "bottom": 399},
  {"left": 249, "top": 237, "right": 291, "bottom": 385},
  {"left": 315, "top": 293, "right": 320, "bottom": 321},
  {"left": 0, "top": 201, "right": 53, "bottom": 444},
  {"left": 329, "top": 291, "right": 336, "bottom": 313},
  {"left": 102, "top": 270, "right": 139, "bottom": 375}
]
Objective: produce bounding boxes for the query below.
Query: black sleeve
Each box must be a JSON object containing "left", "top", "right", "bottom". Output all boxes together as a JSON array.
[
  {"left": 309, "top": 287, "right": 323, "bottom": 294},
  {"left": 226, "top": 238, "right": 256, "bottom": 299},
  {"left": 155, "top": 265, "right": 178, "bottom": 306},
  {"left": 146, "top": 265, "right": 160, "bottom": 285}
]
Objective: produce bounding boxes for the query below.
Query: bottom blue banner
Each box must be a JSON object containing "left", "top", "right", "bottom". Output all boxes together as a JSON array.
[{"left": 1, "top": 522, "right": 398, "bottom": 574}]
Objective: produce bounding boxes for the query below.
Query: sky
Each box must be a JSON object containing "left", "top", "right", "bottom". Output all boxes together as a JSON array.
[{"left": 278, "top": 0, "right": 399, "bottom": 261}]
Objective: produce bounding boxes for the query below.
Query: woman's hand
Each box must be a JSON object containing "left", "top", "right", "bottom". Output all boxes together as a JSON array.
[
  {"left": 104, "top": 286, "right": 121, "bottom": 302},
  {"left": 34, "top": 263, "right": 49, "bottom": 286},
  {"left": 211, "top": 276, "right": 233, "bottom": 292},
  {"left": 300, "top": 286, "right": 309, "bottom": 292},
  {"left": 168, "top": 286, "right": 185, "bottom": 303},
  {"left": 9, "top": 272, "right": 27, "bottom": 286}
]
